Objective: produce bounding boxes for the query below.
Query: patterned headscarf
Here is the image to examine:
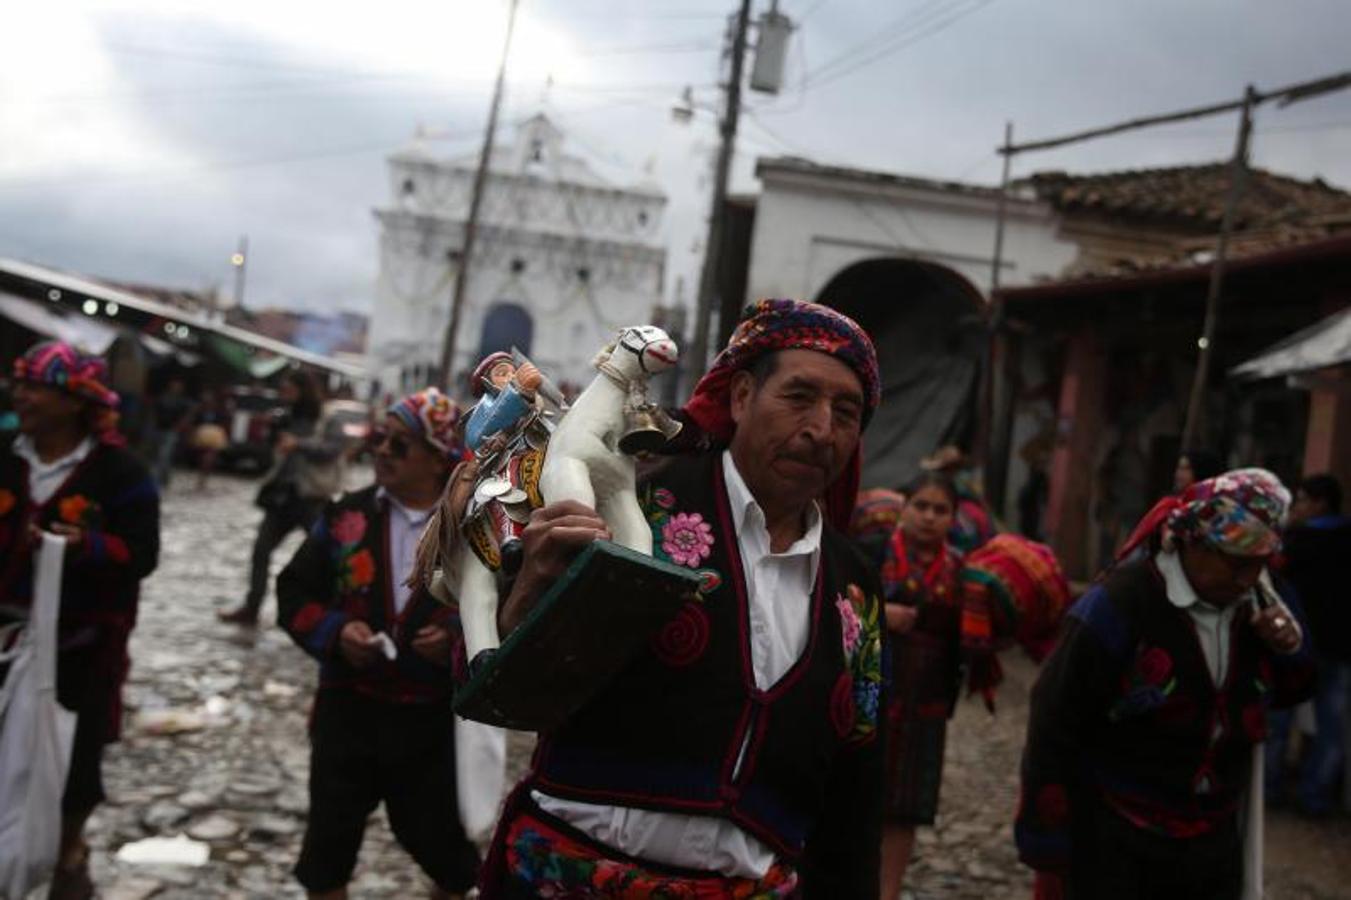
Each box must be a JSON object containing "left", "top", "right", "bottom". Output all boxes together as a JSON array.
[
  {"left": 389, "top": 387, "right": 464, "bottom": 461},
  {"left": 682, "top": 299, "right": 881, "bottom": 531},
  {"left": 686, "top": 299, "right": 881, "bottom": 430},
  {"left": 13, "top": 340, "right": 119, "bottom": 408},
  {"left": 469, "top": 351, "right": 515, "bottom": 399},
  {"left": 1117, "top": 467, "right": 1290, "bottom": 561}
]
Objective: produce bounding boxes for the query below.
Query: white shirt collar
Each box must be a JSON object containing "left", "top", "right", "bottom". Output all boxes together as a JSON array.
[
  {"left": 376, "top": 487, "right": 435, "bottom": 526},
  {"left": 1155, "top": 549, "right": 1251, "bottom": 613},
  {"left": 13, "top": 434, "right": 94, "bottom": 473},
  {"left": 721, "top": 449, "right": 822, "bottom": 559}
]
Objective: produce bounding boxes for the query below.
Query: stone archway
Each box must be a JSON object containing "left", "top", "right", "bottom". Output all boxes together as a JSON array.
[
  {"left": 478, "top": 302, "right": 534, "bottom": 359},
  {"left": 816, "top": 258, "right": 986, "bottom": 490}
]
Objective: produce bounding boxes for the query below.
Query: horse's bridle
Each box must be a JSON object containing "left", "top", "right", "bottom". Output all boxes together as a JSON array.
[{"left": 616, "top": 329, "right": 673, "bottom": 375}]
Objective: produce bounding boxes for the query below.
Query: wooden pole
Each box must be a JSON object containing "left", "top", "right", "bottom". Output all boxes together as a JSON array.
[
  {"left": 1001, "top": 70, "right": 1350, "bottom": 156},
  {"left": 437, "top": 0, "right": 521, "bottom": 391},
  {"left": 982, "top": 122, "right": 1015, "bottom": 510},
  {"left": 685, "top": 0, "right": 753, "bottom": 395},
  {"left": 1180, "top": 86, "right": 1256, "bottom": 452}
]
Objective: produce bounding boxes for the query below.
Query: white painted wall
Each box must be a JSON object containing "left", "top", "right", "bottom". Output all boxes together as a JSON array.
[{"left": 745, "top": 160, "right": 1079, "bottom": 304}]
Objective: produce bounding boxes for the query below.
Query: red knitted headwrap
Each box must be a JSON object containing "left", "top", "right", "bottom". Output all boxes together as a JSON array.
[{"left": 682, "top": 299, "right": 881, "bottom": 532}]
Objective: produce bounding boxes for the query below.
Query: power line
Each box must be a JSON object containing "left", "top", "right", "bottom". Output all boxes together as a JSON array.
[
  {"left": 796, "top": 0, "right": 830, "bottom": 23},
  {"left": 807, "top": 0, "right": 963, "bottom": 82},
  {"left": 1000, "top": 70, "right": 1351, "bottom": 154},
  {"left": 806, "top": 0, "right": 999, "bottom": 91},
  {"left": 0, "top": 128, "right": 486, "bottom": 193}
]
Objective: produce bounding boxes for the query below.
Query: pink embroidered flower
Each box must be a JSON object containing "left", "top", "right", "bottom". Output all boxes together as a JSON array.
[
  {"left": 836, "top": 594, "right": 862, "bottom": 654},
  {"left": 661, "top": 512, "right": 714, "bottom": 568},
  {"left": 331, "top": 510, "right": 367, "bottom": 547},
  {"left": 652, "top": 488, "right": 677, "bottom": 510}
]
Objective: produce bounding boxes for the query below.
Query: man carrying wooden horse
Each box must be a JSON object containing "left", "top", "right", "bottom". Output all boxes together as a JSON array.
[{"left": 481, "top": 299, "right": 888, "bottom": 898}]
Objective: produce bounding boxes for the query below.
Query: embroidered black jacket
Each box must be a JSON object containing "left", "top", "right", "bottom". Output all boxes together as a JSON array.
[
  {"left": 529, "top": 453, "right": 886, "bottom": 898},
  {"left": 277, "top": 485, "right": 462, "bottom": 704},
  {"left": 1016, "top": 557, "right": 1315, "bottom": 874},
  {"left": 0, "top": 433, "right": 160, "bottom": 742}
]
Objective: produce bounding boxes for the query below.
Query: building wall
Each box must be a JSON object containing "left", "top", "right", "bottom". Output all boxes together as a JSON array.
[
  {"left": 368, "top": 118, "right": 668, "bottom": 395},
  {"left": 369, "top": 211, "right": 664, "bottom": 394},
  {"left": 745, "top": 165, "right": 1080, "bottom": 307}
]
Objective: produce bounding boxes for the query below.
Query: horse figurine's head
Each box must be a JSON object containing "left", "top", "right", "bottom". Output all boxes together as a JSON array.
[{"left": 599, "top": 325, "right": 678, "bottom": 380}]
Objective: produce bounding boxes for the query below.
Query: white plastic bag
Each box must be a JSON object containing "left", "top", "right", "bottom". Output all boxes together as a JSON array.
[
  {"left": 0, "top": 534, "right": 77, "bottom": 900},
  {"left": 454, "top": 715, "right": 507, "bottom": 843}
]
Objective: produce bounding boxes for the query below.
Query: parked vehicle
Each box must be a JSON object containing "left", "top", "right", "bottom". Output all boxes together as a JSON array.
[
  {"left": 218, "top": 386, "right": 286, "bottom": 473},
  {"left": 318, "top": 399, "right": 373, "bottom": 458}
]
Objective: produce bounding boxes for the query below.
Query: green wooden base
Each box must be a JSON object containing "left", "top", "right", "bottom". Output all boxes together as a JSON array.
[{"left": 452, "top": 540, "right": 701, "bottom": 731}]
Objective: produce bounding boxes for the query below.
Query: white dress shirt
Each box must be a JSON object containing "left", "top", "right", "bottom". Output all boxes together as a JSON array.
[
  {"left": 14, "top": 435, "right": 94, "bottom": 505},
  {"left": 534, "top": 451, "right": 822, "bottom": 878},
  {"left": 1156, "top": 549, "right": 1247, "bottom": 686},
  {"left": 379, "top": 489, "right": 435, "bottom": 615}
]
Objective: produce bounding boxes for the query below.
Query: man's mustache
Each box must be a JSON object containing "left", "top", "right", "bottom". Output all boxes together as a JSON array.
[{"left": 777, "top": 446, "right": 835, "bottom": 472}]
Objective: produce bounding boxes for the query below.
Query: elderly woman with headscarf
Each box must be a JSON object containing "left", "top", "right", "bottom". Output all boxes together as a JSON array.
[
  {"left": 1015, "top": 468, "right": 1315, "bottom": 900},
  {"left": 484, "top": 299, "right": 886, "bottom": 898}
]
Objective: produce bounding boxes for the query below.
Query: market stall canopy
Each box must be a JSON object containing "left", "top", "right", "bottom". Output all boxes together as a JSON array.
[
  {"left": 0, "top": 290, "right": 120, "bottom": 354},
  {"left": 1231, "top": 305, "right": 1351, "bottom": 380},
  {"left": 0, "top": 258, "right": 368, "bottom": 380}
]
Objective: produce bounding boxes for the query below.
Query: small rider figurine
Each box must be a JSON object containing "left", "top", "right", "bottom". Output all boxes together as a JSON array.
[
  {"left": 462, "top": 351, "right": 545, "bottom": 574},
  {"left": 465, "top": 351, "right": 542, "bottom": 453}
]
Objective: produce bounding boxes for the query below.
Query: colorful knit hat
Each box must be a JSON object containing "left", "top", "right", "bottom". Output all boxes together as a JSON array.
[
  {"left": 1117, "top": 467, "right": 1290, "bottom": 561},
  {"left": 849, "top": 487, "right": 907, "bottom": 540},
  {"left": 682, "top": 299, "right": 881, "bottom": 531},
  {"left": 849, "top": 487, "right": 908, "bottom": 569},
  {"left": 469, "top": 351, "right": 515, "bottom": 399},
  {"left": 389, "top": 387, "right": 464, "bottom": 460},
  {"left": 13, "top": 340, "right": 119, "bottom": 408}
]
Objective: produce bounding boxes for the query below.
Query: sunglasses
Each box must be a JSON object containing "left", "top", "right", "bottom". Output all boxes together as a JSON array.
[{"left": 370, "top": 428, "right": 412, "bottom": 459}]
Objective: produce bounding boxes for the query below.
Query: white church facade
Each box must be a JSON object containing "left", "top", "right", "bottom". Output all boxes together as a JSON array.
[{"left": 367, "top": 114, "right": 668, "bottom": 395}]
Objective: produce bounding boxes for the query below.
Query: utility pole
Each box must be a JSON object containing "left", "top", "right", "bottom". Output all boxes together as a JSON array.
[
  {"left": 685, "top": 0, "right": 754, "bottom": 394},
  {"left": 980, "top": 121, "right": 1015, "bottom": 511},
  {"left": 1180, "top": 86, "right": 1257, "bottom": 452},
  {"left": 438, "top": 0, "right": 521, "bottom": 391},
  {"left": 230, "top": 235, "right": 248, "bottom": 314}
]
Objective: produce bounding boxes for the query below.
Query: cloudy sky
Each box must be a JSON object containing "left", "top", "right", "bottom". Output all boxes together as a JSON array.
[{"left": 2, "top": 0, "right": 1348, "bottom": 317}]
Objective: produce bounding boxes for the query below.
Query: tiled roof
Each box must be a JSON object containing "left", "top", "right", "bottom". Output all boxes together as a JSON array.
[{"left": 1023, "top": 163, "right": 1351, "bottom": 231}]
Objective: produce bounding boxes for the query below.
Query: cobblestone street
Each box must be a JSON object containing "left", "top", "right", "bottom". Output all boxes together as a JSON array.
[{"left": 80, "top": 472, "right": 1349, "bottom": 899}]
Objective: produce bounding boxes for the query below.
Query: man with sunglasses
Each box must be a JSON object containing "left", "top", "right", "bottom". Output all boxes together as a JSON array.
[{"left": 277, "top": 387, "right": 480, "bottom": 900}]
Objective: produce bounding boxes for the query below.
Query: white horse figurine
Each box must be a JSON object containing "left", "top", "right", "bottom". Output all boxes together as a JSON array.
[
  {"left": 539, "top": 324, "right": 680, "bottom": 556},
  {"left": 420, "top": 325, "right": 680, "bottom": 666}
]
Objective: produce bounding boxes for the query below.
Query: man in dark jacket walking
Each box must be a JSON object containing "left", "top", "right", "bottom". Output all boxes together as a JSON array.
[
  {"left": 0, "top": 341, "right": 160, "bottom": 900},
  {"left": 278, "top": 387, "right": 479, "bottom": 899}
]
